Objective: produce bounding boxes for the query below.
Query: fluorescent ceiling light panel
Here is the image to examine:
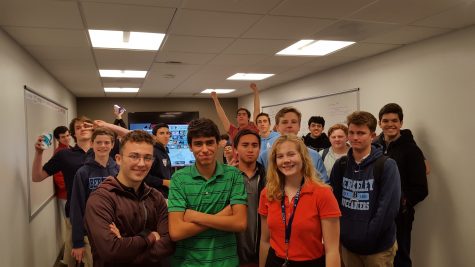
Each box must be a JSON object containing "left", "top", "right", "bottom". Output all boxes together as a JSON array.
[
  {"left": 277, "top": 40, "right": 355, "bottom": 56},
  {"left": 89, "top": 30, "right": 165, "bottom": 50},
  {"left": 227, "top": 73, "right": 274, "bottom": 80},
  {"left": 99, "top": 70, "right": 147, "bottom": 78},
  {"left": 201, "top": 89, "right": 235, "bottom": 94},
  {"left": 104, "top": 88, "right": 139, "bottom": 93}
]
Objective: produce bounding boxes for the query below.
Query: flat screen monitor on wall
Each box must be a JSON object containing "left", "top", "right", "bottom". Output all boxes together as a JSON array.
[{"left": 128, "top": 112, "right": 199, "bottom": 167}]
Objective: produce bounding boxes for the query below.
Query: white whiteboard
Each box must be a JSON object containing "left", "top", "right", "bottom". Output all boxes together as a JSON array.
[
  {"left": 24, "top": 87, "right": 68, "bottom": 219},
  {"left": 262, "top": 89, "right": 359, "bottom": 136}
]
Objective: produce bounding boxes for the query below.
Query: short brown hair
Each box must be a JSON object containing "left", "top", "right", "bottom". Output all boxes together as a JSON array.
[
  {"left": 328, "top": 123, "right": 348, "bottom": 136},
  {"left": 120, "top": 130, "right": 154, "bottom": 154},
  {"left": 236, "top": 108, "right": 251, "bottom": 119},
  {"left": 275, "top": 107, "right": 301, "bottom": 125},
  {"left": 69, "top": 116, "right": 93, "bottom": 143},
  {"left": 346, "top": 111, "right": 377, "bottom": 132},
  {"left": 92, "top": 127, "right": 115, "bottom": 143},
  {"left": 256, "top": 112, "right": 271, "bottom": 124}
]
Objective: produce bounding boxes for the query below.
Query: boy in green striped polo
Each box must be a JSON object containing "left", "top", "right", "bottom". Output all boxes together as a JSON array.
[{"left": 168, "top": 118, "right": 248, "bottom": 267}]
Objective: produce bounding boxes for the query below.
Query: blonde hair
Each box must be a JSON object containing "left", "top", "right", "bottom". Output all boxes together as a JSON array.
[{"left": 266, "top": 134, "right": 328, "bottom": 201}]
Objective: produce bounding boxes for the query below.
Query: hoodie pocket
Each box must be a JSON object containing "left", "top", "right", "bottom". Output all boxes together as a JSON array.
[{"left": 341, "top": 212, "right": 371, "bottom": 251}]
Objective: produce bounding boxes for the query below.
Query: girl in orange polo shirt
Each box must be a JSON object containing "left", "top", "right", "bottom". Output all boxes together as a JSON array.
[{"left": 258, "top": 135, "right": 341, "bottom": 267}]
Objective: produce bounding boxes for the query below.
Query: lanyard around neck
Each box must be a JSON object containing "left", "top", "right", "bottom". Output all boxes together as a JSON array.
[{"left": 280, "top": 181, "right": 303, "bottom": 245}]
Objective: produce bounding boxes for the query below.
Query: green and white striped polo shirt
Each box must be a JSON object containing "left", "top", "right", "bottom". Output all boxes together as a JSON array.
[{"left": 168, "top": 162, "right": 247, "bottom": 267}]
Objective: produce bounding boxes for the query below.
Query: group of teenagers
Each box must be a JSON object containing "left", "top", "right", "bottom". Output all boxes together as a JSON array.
[{"left": 32, "top": 84, "right": 428, "bottom": 267}]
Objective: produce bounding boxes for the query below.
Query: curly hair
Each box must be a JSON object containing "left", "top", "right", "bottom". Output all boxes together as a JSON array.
[{"left": 265, "top": 134, "right": 328, "bottom": 201}]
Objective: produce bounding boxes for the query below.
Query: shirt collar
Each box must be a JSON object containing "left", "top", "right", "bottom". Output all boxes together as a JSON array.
[
  {"left": 300, "top": 181, "right": 317, "bottom": 195},
  {"left": 240, "top": 164, "right": 260, "bottom": 180},
  {"left": 190, "top": 162, "right": 223, "bottom": 182}
]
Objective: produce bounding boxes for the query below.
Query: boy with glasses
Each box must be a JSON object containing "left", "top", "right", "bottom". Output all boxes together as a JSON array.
[{"left": 84, "top": 130, "right": 174, "bottom": 267}]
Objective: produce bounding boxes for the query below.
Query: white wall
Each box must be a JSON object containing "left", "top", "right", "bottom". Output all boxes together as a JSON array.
[
  {"left": 0, "top": 29, "right": 77, "bottom": 267},
  {"left": 240, "top": 25, "right": 475, "bottom": 267}
]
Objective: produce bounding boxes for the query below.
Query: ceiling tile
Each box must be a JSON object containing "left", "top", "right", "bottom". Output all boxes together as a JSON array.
[
  {"left": 270, "top": 0, "right": 377, "bottom": 18},
  {"left": 242, "top": 15, "right": 336, "bottom": 39},
  {"left": 25, "top": 46, "right": 94, "bottom": 61},
  {"left": 0, "top": 0, "right": 469, "bottom": 98},
  {"left": 244, "top": 65, "right": 291, "bottom": 74},
  {"left": 327, "top": 43, "right": 401, "bottom": 58},
  {"left": 412, "top": 1, "right": 475, "bottom": 29},
  {"left": 349, "top": 0, "right": 457, "bottom": 24},
  {"left": 81, "top": 2, "right": 175, "bottom": 32},
  {"left": 54, "top": 70, "right": 103, "bottom": 96},
  {"left": 304, "top": 55, "right": 359, "bottom": 69},
  {"left": 161, "top": 35, "right": 235, "bottom": 53},
  {"left": 3, "top": 27, "right": 89, "bottom": 47},
  {"left": 207, "top": 54, "right": 269, "bottom": 66},
  {"left": 40, "top": 59, "right": 97, "bottom": 73},
  {"left": 79, "top": 0, "right": 184, "bottom": 8},
  {"left": 140, "top": 63, "right": 201, "bottom": 93},
  {"left": 254, "top": 56, "right": 315, "bottom": 68},
  {"left": 174, "top": 65, "right": 243, "bottom": 93},
  {"left": 182, "top": 0, "right": 282, "bottom": 14},
  {"left": 93, "top": 49, "right": 156, "bottom": 69},
  {"left": 363, "top": 26, "right": 449, "bottom": 44},
  {"left": 223, "top": 38, "right": 295, "bottom": 55},
  {"left": 156, "top": 51, "right": 216, "bottom": 65},
  {"left": 273, "top": 56, "right": 358, "bottom": 81},
  {"left": 313, "top": 20, "right": 400, "bottom": 41},
  {"left": 269, "top": 65, "right": 325, "bottom": 82},
  {"left": 169, "top": 9, "right": 261, "bottom": 38},
  {"left": 0, "top": 1, "right": 83, "bottom": 29},
  {"left": 102, "top": 78, "right": 143, "bottom": 87},
  {"left": 165, "top": 91, "right": 203, "bottom": 98}
]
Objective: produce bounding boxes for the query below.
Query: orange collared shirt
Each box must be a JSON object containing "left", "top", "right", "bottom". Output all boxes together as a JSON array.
[{"left": 258, "top": 182, "right": 341, "bottom": 261}]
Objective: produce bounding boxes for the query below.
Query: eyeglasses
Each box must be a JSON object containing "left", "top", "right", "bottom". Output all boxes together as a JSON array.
[{"left": 125, "top": 153, "right": 154, "bottom": 163}]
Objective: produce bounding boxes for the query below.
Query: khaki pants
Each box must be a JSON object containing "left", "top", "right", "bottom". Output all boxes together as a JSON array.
[
  {"left": 342, "top": 241, "right": 398, "bottom": 267},
  {"left": 64, "top": 219, "right": 75, "bottom": 267},
  {"left": 65, "top": 219, "right": 93, "bottom": 267}
]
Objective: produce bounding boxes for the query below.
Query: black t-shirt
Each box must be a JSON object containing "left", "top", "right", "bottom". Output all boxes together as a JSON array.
[
  {"left": 303, "top": 133, "right": 331, "bottom": 152},
  {"left": 43, "top": 145, "right": 93, "bottom": 216}
]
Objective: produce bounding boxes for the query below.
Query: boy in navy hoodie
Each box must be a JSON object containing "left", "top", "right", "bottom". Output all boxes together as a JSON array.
[
  {"left": 70, "top": 127, "right": 119, "bottom": 266},
  {"left": 330, "top": 111, "right": 401, "bottom": 267}
]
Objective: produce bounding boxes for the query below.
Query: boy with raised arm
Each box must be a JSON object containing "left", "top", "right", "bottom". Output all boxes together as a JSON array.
[{"left": 32, "top": 116, "right": 94, "bottom": 267}]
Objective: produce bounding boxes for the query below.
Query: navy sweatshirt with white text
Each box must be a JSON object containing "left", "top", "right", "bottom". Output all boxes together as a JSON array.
[
  {"left": 70, "top": 156, "right": 119, "bottom": 248},
  {"left": 330, "top": 145, "right": 401, "bottom": 255}
]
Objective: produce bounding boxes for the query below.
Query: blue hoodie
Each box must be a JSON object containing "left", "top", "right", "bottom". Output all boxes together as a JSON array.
[
  {"left": 70, "top": 156, "right": 119, "bottom": 248},
  {"left": 330, "top": 145, "right": 401, "bottom": 255}
]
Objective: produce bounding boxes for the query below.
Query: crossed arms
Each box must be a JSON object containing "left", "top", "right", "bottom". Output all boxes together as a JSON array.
[{"left": 169, "top": 204, "right": 247, "bottom": 242}]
